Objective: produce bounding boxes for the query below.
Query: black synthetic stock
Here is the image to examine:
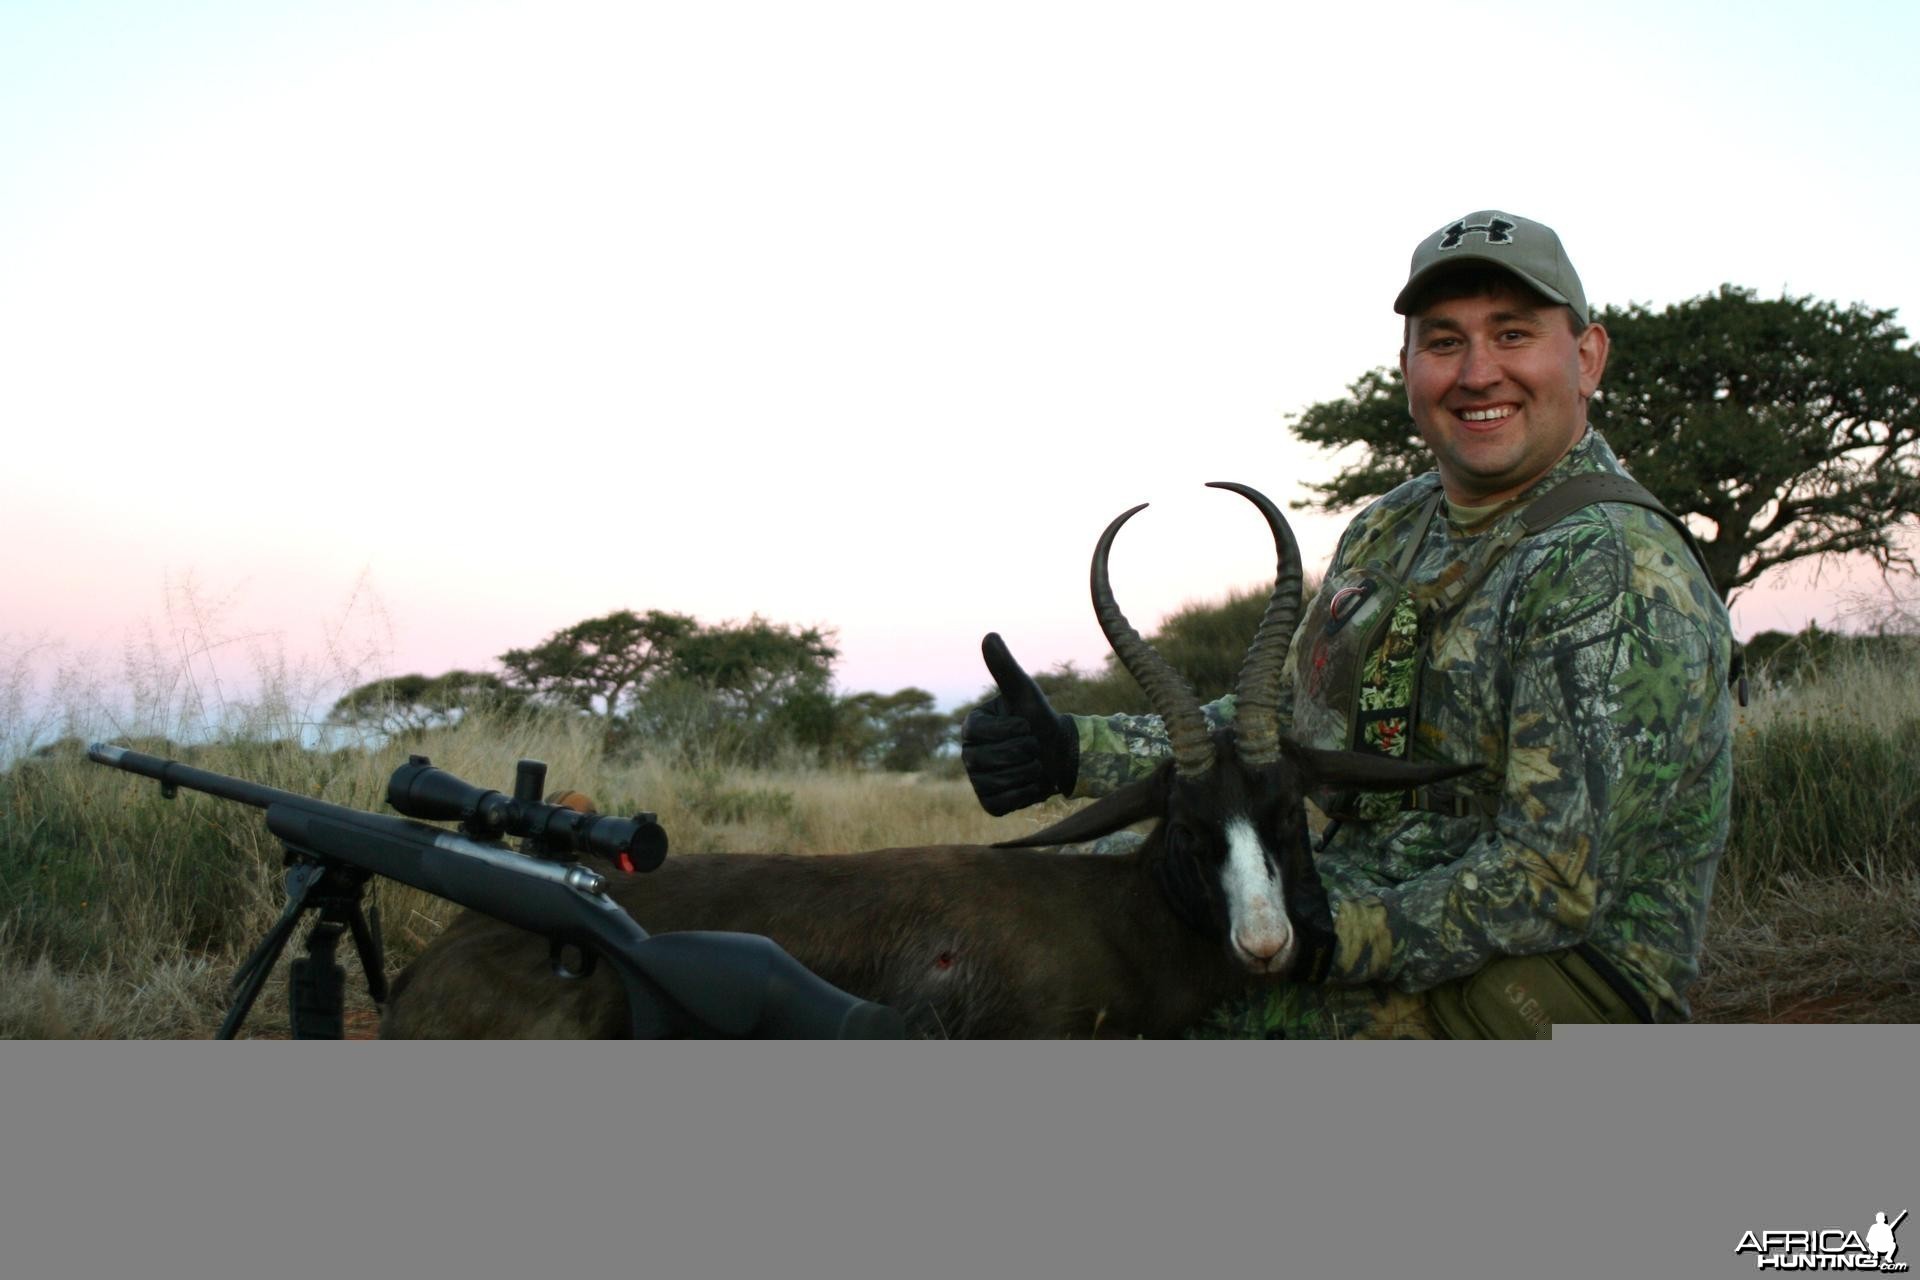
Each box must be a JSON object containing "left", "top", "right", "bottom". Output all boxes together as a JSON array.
[
  {"left": 627, "top": 933, "right": 907, "bottom": 1039},
  {"left": 88, "top": 743, "right": 902, "bottom": 1039}
]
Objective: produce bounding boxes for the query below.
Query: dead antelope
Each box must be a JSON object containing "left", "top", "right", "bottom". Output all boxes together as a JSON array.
[{"left": 381, "top": 483, "right": 1472, "bottom": 1038}]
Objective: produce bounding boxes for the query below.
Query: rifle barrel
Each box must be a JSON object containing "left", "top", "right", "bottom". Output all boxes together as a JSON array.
[{"left": 88, "top": 743, "right": 318, "bottom": 811}]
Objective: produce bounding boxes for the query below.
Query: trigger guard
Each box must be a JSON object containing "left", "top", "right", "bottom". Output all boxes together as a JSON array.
[{"left": 549, "top": 937, "right": 597, "bottom": 980}]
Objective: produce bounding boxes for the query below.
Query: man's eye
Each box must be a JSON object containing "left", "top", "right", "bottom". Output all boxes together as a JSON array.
[{"left": 1427, "top": 336, "right": 1461, "bottom": 352}]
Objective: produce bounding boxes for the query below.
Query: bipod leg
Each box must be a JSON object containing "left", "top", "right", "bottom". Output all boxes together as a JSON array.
[
  {"left": 289, "top": 917, "right": 348, "bottom": 1040},
  {"left": 218, "top": 861, "right": 326, "bottom": 1040},
  {"left": 346, "top": 889, "right": 389, "bottom": 1007},
  {"left": 288, "top": 864, "right": 376, "bottom": 1040}
]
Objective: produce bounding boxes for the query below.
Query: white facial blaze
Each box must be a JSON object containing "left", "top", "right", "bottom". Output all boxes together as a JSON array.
[{"left": 1222, "top": 817, "right": 1294, "bottom": 972}]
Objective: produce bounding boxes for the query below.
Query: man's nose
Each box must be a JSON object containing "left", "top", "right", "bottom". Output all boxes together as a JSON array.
[{"left": 1458, "top": 339, "right": 1503, "bottom": 389}]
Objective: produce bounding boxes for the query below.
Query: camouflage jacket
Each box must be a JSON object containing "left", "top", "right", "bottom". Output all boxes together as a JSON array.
[{"left": 1070, "top": 430, "right": 1734, "bottom": 1022}]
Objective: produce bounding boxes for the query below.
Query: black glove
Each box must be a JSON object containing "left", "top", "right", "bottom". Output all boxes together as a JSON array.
[{"left": 960, "top": 633, "right": 1079, "bottom": 816}]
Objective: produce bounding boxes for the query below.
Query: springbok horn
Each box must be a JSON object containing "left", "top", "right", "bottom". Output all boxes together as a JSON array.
[
  {"left": 1090, "top": 503, "right": 1215, "bottom": 777},
  {"left": 1205, "top": 482, "right": 1302, "bottom": 768}
]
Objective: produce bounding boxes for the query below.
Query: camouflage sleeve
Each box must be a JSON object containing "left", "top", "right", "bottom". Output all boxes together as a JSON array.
[
  {"left": 1066, "top": 696, "right": 1238, "bottom": 798},
  {"left": 1329, "top": 516, "right": 1730, "bottom": 993}
]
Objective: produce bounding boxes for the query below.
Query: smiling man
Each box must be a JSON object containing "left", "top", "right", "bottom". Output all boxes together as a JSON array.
[{"left": 962, "top": 211, "right": 1737, "bottom": 1038}]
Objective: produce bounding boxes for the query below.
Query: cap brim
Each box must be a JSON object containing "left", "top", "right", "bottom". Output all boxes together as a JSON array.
[{"left": 1393, "top": 257, "right": 1574, "bottom": 316}]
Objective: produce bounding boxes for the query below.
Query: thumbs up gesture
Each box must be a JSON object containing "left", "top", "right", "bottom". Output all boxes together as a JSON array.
[{"left": 960, "top": 633, "right": 1080, "bottom": 816}]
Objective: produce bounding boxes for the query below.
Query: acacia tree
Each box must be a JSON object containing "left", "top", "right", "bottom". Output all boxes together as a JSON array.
[
  {"left": 665, "top": 616, "right": 838, "bottom": 723},
  {"left": 828, "top": 687, "right": 951, "bottom": 771},
  {"left": 497, "top": 608, "right": 696, "bottom": 719},
  {"left": 624, "top": 617, "right": 841, "bottom": 764},
  {"left": 328, "top": 670, "right": 525, "bottom": 736},
  {"left": 1289, "top": 287, "right": 1920, "bottom": 598}
]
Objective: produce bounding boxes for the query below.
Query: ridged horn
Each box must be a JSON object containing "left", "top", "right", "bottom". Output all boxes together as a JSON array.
[
  {"left": 1091, "top": 503, "right": 1215, "bottom": 777},
  {"left": 1205, "top": 481, "right": 1302, "bottom": 767}
]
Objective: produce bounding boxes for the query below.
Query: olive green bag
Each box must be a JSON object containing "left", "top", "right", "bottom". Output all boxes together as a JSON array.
[{"left": 1425, "top": 945, "right": 1655, "bottom": 1039}]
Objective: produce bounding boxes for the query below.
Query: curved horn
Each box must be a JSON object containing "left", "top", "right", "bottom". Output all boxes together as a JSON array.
[
  {"left": 1091, "top": 503, "right": 1215, "bottom": 777},
  {"left": 1205, "top": 481, "right": 1302, "bottom": 767}
]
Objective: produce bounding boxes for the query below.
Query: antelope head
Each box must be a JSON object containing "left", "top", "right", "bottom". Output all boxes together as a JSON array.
[{"left": 998, "top": 481, "right": 1476, "bottom": 977}]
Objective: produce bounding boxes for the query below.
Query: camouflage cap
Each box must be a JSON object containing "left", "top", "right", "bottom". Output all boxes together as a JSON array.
[{"left": 1394, "top": 210, "right": 1589, "bottom": 328}]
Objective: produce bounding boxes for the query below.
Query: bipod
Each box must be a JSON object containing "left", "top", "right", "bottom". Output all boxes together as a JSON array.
[{"left": 218, "top": 852, "right": 388, "bottom": 1040}]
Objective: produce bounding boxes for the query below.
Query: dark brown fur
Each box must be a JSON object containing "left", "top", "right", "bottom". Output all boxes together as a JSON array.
[{"left": 382, "top": 838, "right": 1251, "bottom": 1039}]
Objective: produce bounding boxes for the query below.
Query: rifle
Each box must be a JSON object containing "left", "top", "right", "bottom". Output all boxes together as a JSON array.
[{"left": 87, "top": 743, "right": 904, "bottom": 1040}]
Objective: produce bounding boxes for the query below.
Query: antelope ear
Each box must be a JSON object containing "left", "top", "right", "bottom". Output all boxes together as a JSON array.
[
  {"left": 1283, "top": 742, "right": 1482, "bottom": 794},
  {"left": 992, "top": 766, "right": 1171, "bottom": 849}
]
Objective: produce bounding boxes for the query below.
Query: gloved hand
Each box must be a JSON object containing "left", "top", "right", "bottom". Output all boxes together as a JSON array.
[{"left": 960, "top": 633, "right": 1079, "bottom": 816}]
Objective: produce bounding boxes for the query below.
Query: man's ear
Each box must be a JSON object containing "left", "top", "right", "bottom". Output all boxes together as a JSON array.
[{"left": 1578, "top": 321, "right": 1610, "bottom": 398}]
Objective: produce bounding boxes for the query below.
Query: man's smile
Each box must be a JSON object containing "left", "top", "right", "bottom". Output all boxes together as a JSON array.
[{"left": 1453, "top": 404, "right": 1519, "bottom": 430}]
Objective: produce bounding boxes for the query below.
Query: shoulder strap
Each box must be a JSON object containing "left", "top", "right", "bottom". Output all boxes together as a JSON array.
[
  {"left": 1519, "top": 472, "right": 1721, "bottom": 594},
  {"left": 1392, "top": 490, "right": 1446, "bottom": 578},
  {"left": 1430, "top": 471, "right": 1746, "bottom": 700}
]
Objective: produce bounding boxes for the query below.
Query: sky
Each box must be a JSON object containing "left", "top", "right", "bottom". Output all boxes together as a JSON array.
[{"left": 4, "top": 0, "right": 1919, "bottom": 728}]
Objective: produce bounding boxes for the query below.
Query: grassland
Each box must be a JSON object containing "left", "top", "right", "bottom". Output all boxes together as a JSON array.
[{"left": 1, "top": 643, "right": 1915, "bottom": 1036}]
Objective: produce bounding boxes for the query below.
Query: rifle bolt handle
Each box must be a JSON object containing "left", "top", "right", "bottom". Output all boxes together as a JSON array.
[{"left": 564, "top": 866, "right": 608, "bottom": 896}]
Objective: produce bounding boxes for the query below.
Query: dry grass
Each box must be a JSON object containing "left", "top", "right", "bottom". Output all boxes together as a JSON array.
[
  {"left": 1693, "top": 867, "right": 1920, "bottom": 1023},
  {"left": 0, "top": 947, "right": 231, "bottom": 1039}
]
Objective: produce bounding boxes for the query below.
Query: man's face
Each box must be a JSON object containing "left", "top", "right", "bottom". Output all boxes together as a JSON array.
[{"left": 1399, "top": 283, "right": 1609, "bottom": 505}]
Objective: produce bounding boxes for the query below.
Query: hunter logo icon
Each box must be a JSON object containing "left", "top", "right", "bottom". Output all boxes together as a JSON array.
[
  {"left": 1870, "top": 1212, "right": 1908, "bottom": 1267},
  {"left": 1438, "top": 216, "right": 1516, "bottom": 250}
]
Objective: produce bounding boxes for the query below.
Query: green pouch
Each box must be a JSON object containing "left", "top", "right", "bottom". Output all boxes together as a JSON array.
[{"left": 1425, "top": 947, "right": 1651, "bottom": 1039}]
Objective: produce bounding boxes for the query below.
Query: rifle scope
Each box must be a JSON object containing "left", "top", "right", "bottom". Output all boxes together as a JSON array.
[{"left": 386, "top": 756, "right": 668, "bottom": 872}]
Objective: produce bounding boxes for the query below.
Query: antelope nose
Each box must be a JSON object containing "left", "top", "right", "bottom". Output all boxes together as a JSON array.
[{"left": 1233, "top": 929, "right": 1293, "bottom": 972}]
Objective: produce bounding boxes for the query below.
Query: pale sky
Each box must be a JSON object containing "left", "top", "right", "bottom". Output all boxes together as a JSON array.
[{"left": 4, "top": 0, "right": 1918, "bottom": 725}]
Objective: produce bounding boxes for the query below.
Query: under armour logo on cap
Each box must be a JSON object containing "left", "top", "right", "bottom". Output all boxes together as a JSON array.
[{"left": 1438, "top": 217, "right": 1516, "bottom": 250}]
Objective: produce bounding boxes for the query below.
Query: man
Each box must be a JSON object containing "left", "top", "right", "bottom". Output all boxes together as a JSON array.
[{"left": 963, "top": 211, "right": 1735, "bottom": 1038}]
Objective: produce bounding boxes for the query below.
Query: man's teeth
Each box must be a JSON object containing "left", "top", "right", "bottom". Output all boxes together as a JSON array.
[{"left": 1460, "top": 407, "right": 1514, "bottom": 422}]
